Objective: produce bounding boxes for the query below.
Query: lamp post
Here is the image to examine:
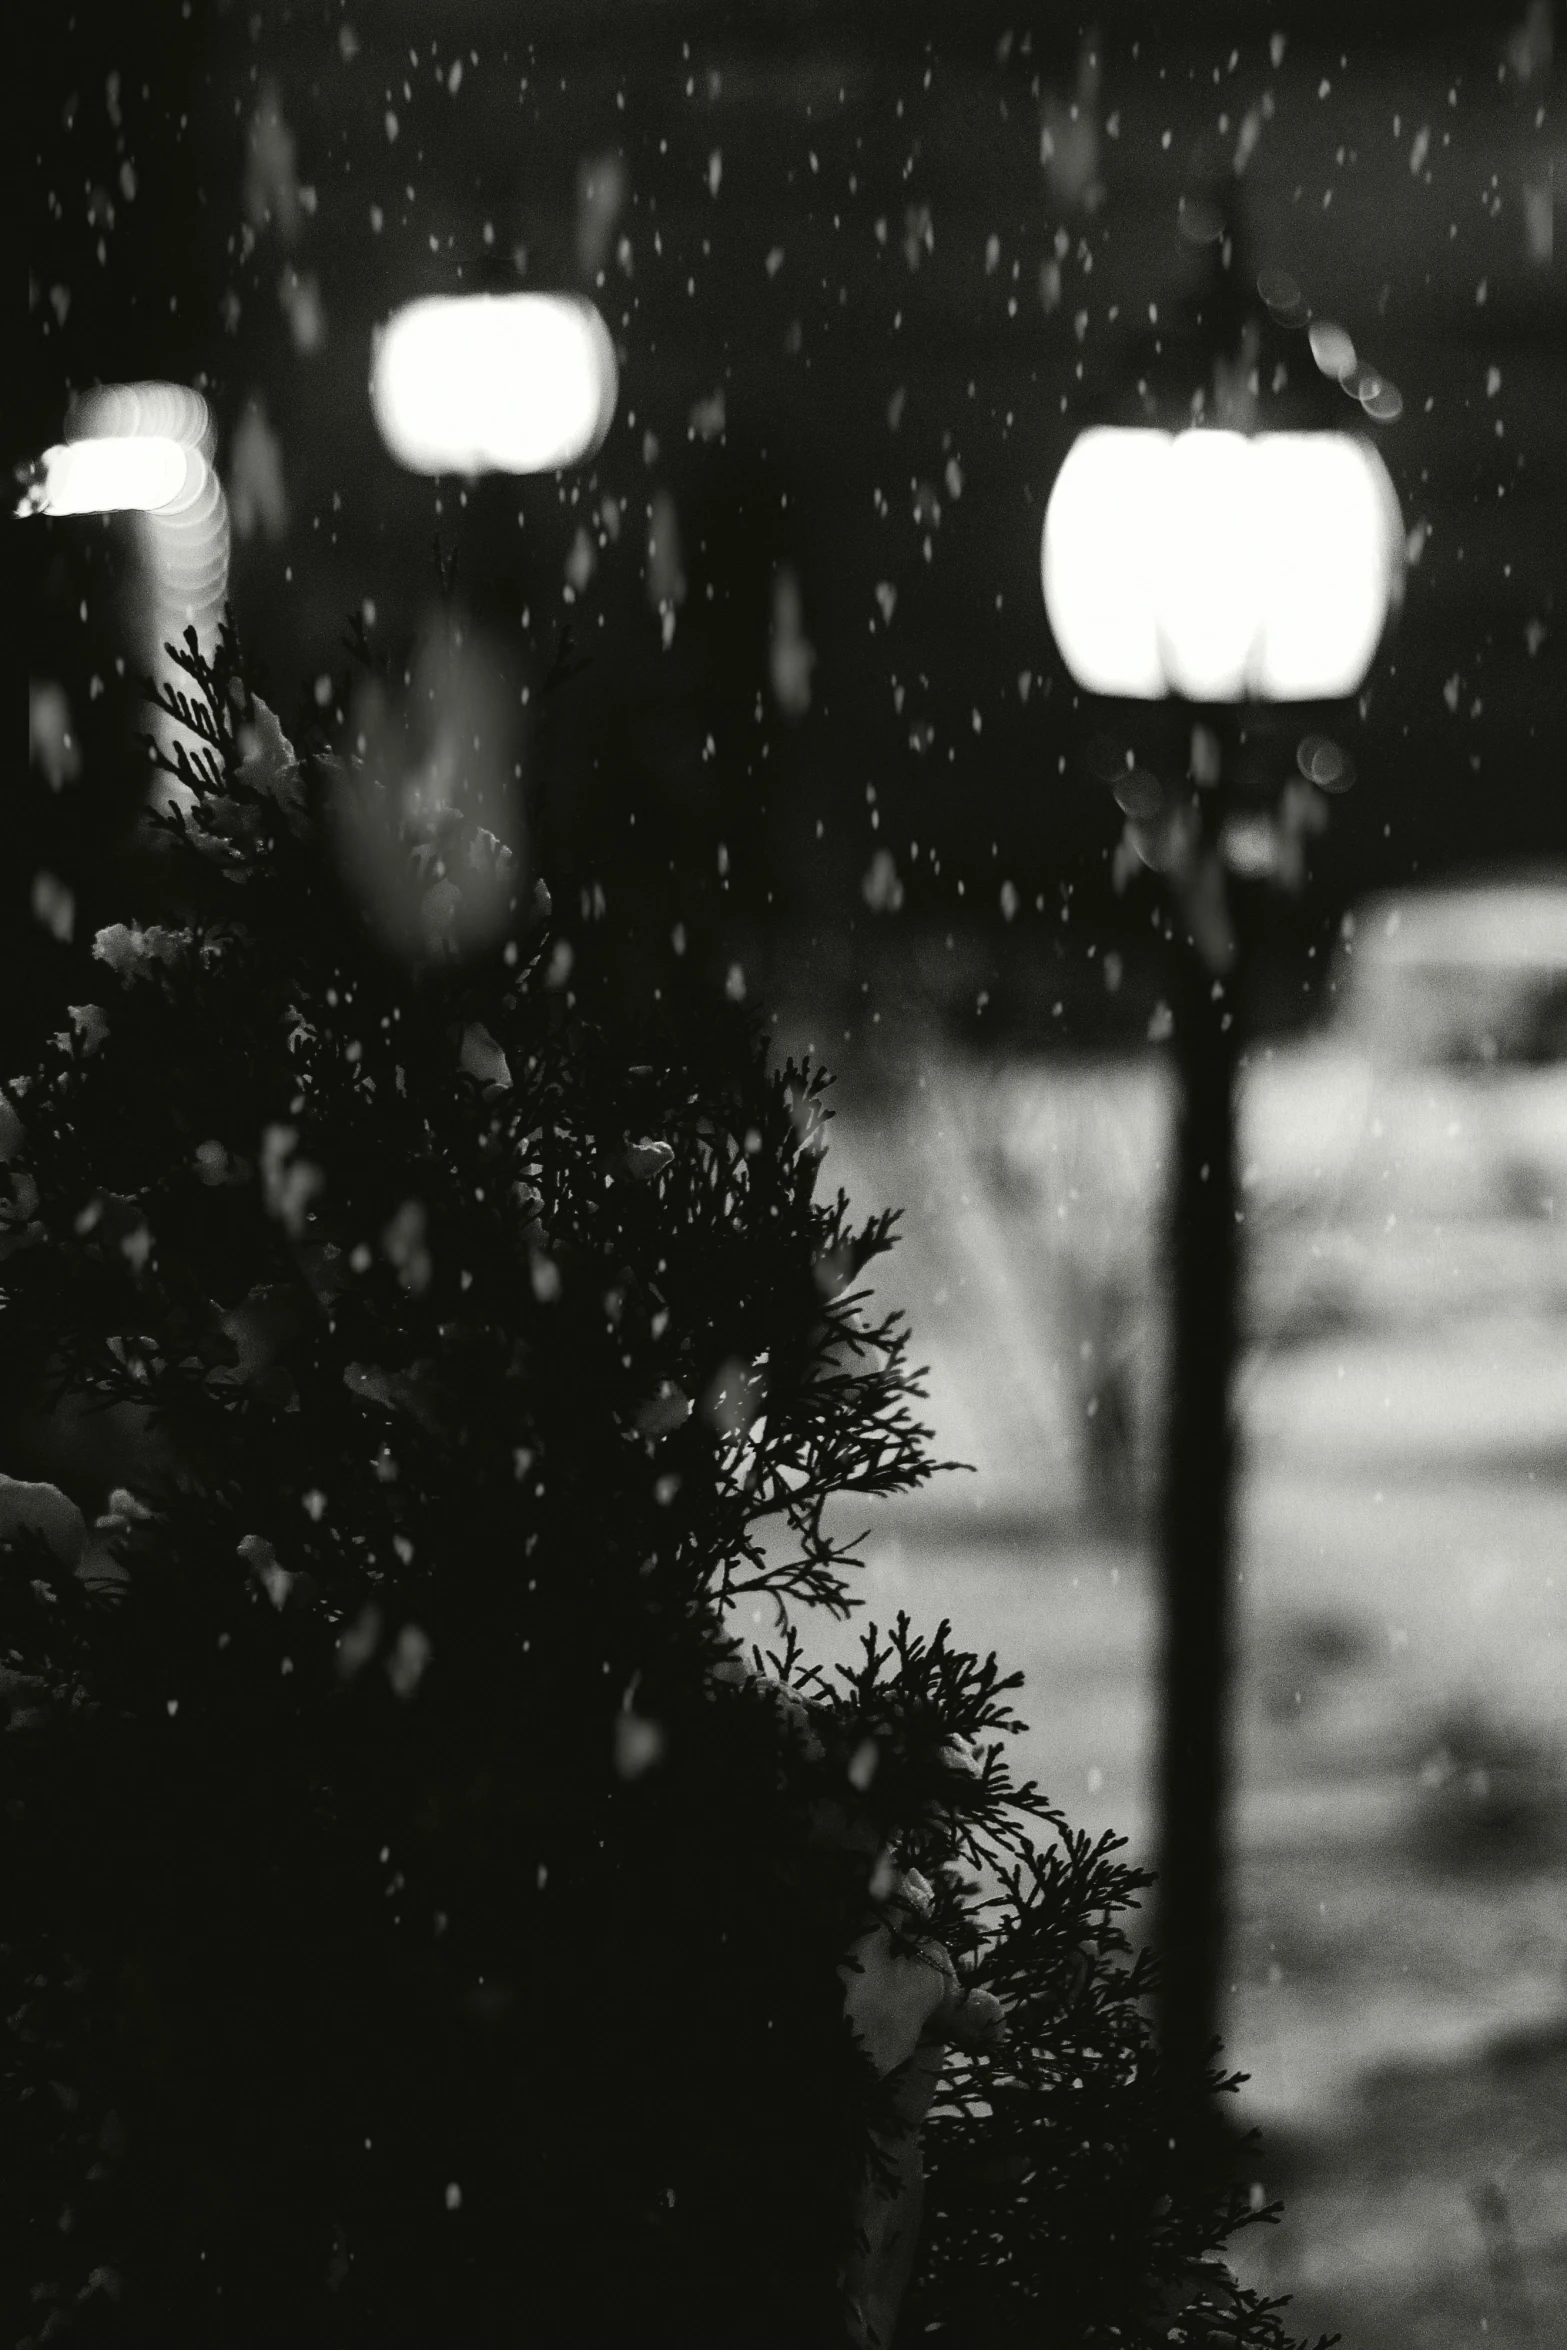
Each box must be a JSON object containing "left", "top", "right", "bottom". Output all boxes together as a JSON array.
[
  {"left": 357, "top": 289, "right": 620, "bottom": 950},
  {"left": 1039, "top": 290, "right": 1403, "bottom": 2149}
]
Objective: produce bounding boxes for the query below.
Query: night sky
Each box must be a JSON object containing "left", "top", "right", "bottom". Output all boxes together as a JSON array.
[{"left": 20, "top": 0, "right": 1565, "bottom": 1038}]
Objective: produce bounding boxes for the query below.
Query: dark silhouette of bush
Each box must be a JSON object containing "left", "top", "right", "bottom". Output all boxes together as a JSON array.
[{"left": 2, "top": 619, "right": 1333, "bottom": 2349}]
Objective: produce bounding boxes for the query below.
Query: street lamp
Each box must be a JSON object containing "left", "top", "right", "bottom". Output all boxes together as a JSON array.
[
  {"left": 1042, "top": 426, "right": 1403, "bottom": 705},
  {"left": 369, "top": 291, "right": 618, "bottom": 477},
  {"left": 1039, "top": 286, "right": 1404, "bottom": 2149}
]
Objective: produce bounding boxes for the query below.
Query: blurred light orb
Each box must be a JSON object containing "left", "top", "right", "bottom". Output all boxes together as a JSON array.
[
  {"left": 1359, "top": 378, "right": 1405, "bottom": 425},
  {"left": 39, "top": 380, "right": 231, "bottom": 807},
  {"left": 370, "top": 294, "right": 617, "bottom": 476},
  {"left": 1041, "top": 427, "right": 1403, "bottom": 703},
  {"left": 15, "top": 383, "right": 230, "bottom": 816},
  {"left": 1307, "top": 319, "right": 1358, "bottom": 383},
  {"left": 1256, "top": 265, "right": 1308, "bottom": 328},
  {"left": 66, "top": 380, "right": 213, "bottom": 450},
  {"left": 1296, "top": 732, "right": 1356, "bottom": 793}
]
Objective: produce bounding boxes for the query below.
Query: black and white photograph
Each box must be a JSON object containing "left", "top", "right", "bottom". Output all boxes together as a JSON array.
[{"left": 10, "top": 2, "right": 1565, "bottom": 2342}]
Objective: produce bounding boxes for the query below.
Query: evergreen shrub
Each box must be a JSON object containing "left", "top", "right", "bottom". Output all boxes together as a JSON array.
[{"left": 2, "top": 618, "right": 1333, "bottom": 2350}]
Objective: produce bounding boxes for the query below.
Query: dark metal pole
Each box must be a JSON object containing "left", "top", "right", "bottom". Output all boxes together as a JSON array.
[{"left": 1152, "top": 729, "right": 1243, "bottom": 2152}]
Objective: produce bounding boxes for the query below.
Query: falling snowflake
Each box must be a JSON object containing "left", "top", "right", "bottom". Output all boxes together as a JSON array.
[
  {"left": 862, "top": 849, "right": 905, "bottom": 914},
  {"left": 769, "top": 566, "right": 815, "bottom": 718}
]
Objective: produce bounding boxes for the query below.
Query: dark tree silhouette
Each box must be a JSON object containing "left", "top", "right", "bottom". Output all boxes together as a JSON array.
[{"left": 2, "top": 618, "right": 1332, "bottom": 2350}]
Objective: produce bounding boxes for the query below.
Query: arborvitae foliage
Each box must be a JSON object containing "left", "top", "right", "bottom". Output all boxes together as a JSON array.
[{"left": 2, "top": 619, "right": 1333, "bottom": 2350}]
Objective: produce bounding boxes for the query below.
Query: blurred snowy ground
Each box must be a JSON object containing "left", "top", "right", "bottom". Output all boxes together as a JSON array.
[{"left": 769, "top": 918, "right": 1567, "bottom": 2346}]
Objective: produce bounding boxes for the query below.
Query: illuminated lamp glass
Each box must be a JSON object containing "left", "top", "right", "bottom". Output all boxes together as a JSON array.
[
  {"left": 1249, "top": 433, "right": 1403, "bottom": 700},
  {"left": 1041, "top": 427, "right": 1402, "bottom": 703},
  {"left": 1039, "top": 427, "right": 1170, "bottom": 700},
  {"left": 370, "top": 293, "right": 618, "bottom": 477}
]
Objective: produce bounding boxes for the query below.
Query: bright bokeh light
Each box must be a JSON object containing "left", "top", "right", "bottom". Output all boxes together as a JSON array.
[
  {"left": 1041, "top": 427, "right": 1403, "bottom": 702},
  {"left": 141, "top": 427, "right": 233, "bottom": 813},
  {"left": 1307, "top": 320, "right": 1357, "bottom": 383},
  {"left": 1039, "top": 428, "right": 1170, "bottom": 698},
  {"left": 16, "top": 435, "right": 191, "bottom": 517},
  {"left": 19, "top": 380, "right": 233, "bottom": 810},
  {"left": 370, "top": 293, "right": 618, "bottom": 476}
]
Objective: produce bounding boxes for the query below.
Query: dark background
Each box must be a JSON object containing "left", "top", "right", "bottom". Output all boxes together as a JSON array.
[
  {"left": 18, "top": 0, "right": 1564, "bottom": 1040},
  {"left": 15, "top": 16, "right": 1567, "bottom": 2343}
]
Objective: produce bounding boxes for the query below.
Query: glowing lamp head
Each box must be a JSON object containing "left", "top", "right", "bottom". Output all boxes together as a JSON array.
[
  {"left": 1041, "top": 426, "right": 1403, "bottom": 703},
  {"left": 369, "top": 293, "right": 618, "bottom": 477}
]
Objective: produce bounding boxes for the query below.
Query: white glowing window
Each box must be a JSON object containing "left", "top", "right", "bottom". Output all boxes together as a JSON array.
[
  {"left": 1041, "top": 427, "right": 1403, "bottom": 703},
  {"left": 370, "top": 293, "right": 618, "bottom": 476}
]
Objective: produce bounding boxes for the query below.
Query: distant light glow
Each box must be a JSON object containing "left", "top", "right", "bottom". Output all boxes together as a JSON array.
[
  {"left": 1296, "top": 733, "right": 1356, "bottom": 793},
  {"left": 16, "top": 384, "right": 230, "bottom": 812},
  {"left": 16, "top": 435, "right": 190, "bottom": 517},
  {"left": 370, "top": 293, "right": 617, "bottom": 476},
  {"left": 28, "top": 381, "right": 231, "bottom": 808},
  {"left": 1257, "top": 265, "right": 1308, "bottom": 327},
  {"left": 1041, "top": 428, "right": 1403, "bottom": 703},
  {"left": 142, "top": 443, "right": 233, "bottom": 664},
  {"left": 1359, "top": 378, "right": 1405, "bottom": 424}
]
